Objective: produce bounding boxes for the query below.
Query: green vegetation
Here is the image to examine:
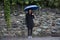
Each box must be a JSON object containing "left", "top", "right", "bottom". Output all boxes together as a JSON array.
[
  {"left": 10, "top": 0, "right": 60, "bottom": 9},
  {"left": 4, "top": 0, "right": 11, "bottom": 29}
]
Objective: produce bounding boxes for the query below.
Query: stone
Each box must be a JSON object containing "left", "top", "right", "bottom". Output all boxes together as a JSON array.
[
  {"left": 36, "top": 28, "right": 41, "bottom": 32},
  {"left": 33, "top": 31, "right": 39, "bottom": 35}
]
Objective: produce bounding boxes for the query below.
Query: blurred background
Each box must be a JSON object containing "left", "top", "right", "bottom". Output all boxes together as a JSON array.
[{"left": 0, "top": 0, "right": 60, "bottom": 38}]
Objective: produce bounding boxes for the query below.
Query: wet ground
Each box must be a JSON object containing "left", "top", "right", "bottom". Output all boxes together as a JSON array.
[{"left": 0, "top": 37, "right": 60, "bottom": 40}]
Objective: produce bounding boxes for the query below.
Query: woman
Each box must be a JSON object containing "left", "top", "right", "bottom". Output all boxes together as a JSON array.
[{"left": 25, "top": 9, "right": 34, "bottom": 38}]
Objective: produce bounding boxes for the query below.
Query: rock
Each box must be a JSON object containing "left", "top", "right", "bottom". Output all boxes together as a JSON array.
[
  {"left": 3, "top": 28, "right": 7, "bottom": 31},
  {"left": 15, "top": 31, "right": 22, "bottom": 36},
  {"left": 33, "top": 31, "right": 39, "bottom": 35},
  {"left": 36, "top": 28, "right": 41, "bottom": 32}
]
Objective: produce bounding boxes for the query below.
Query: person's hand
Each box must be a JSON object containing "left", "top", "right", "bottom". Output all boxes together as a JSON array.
[{"left": 32, "top": 14, "right": 34, "bottom": 15}]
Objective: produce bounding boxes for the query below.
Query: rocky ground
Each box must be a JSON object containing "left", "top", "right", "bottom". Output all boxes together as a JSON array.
[{"left": 0, "top": 3, "right": 60, "bottom": 37}]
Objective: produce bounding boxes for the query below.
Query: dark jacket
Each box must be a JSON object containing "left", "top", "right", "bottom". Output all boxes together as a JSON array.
[{"left": 25, "top": 13, "right": 34, "bottom": 29}]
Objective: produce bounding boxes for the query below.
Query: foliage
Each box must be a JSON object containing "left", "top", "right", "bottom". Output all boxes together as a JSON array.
[
  {"left": 11, "top": 0, "right": 60, "bottom": 8},
  {"left": 1, "top": 0, "right": 60, "bottom": 11},
  {"left": 0, "top": 0, "right": 60, "bottom": 8},
  {"left": 4, "top": 0, "right": 11, "bottom": 29},
  {"left": 12, "top": 0, "right": 17, "bottom": 6}
]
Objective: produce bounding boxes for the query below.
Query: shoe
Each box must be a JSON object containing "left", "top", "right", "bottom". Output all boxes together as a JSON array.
[{"left": 28, "top": 36, "right": 32, "bottom": 39}]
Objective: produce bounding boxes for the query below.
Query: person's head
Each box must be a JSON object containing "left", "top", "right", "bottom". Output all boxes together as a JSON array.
[{"left": 28, "top": 9, "right": 32, "bottom": 14}]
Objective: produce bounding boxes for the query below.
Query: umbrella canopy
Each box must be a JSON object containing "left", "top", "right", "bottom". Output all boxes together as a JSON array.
[{"left": 24, "top": 5, "right": 39, "bottom": 11}]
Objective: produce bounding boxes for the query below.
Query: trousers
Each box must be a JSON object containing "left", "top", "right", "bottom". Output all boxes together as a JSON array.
[{"left": 28, "top": 27, "right": 33, "bottom": 36}]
